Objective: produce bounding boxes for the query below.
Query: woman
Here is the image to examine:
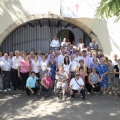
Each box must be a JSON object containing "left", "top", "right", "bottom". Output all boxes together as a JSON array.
[
  {"left": 39, "top": 55, "right": 48, "bottom": 79},
  {"left": 50, "top": 36, "right": 60, "bottom": 51},
  {"left": 31, "top": 56, "right": 40, "bottom": 78},
  {"left": 96, "top": 57, "right": 108, "bottom": 94},
  {"left": 48, "top": 55, "right": 57, "bottom": 81},
  {"left": 88, "top": 68, "right": 102, "bottom": 94},
  {"left": 79, "top": 59, "right": 88, "bottom": 76},
  {"left": 63, "top": 56, "right": 71, "bottom": 77},
  {"left": 91, "top": 58, "right": 99, "bottom": 69},
  {"left": 18, "top": 52, "right": 30, "bottom": 91},
  {"left": 55, "top": 66, "right": 68, "bottom": 100}
]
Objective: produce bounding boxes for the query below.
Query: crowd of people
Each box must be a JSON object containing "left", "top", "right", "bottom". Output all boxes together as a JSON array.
[{"left": 0, "top": 36, "right": 119, "bottom": 101}]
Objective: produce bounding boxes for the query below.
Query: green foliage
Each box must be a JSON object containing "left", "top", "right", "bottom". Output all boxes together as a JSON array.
[{"left": 96, "top": 0, "right": 120, "bottom": 22}]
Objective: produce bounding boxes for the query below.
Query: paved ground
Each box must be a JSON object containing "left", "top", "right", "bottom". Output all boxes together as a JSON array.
[{"left": 0, "top": 79, "right": 120, "bottom": 120}]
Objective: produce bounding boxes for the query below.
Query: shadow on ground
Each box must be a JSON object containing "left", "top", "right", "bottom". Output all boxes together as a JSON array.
[{"left": 0, "top": 93, "right": 120, "bottom": 120}]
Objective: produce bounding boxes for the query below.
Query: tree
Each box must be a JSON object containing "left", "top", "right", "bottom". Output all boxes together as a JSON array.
[{"left": 96, "top": 0, "right": 120, "bottom": 22}]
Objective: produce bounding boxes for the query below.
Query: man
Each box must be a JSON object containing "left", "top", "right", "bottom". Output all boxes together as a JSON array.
[
  {"left": 38, "top": 73, "right": 53, "bottom": 100},
  {"left": 47, "top": 49, "right": 54, "bottom": 61},
  {"left": 74, "top": 50, "right": 82, "bottom": 62},
  {"left": 1, "top": 53, "right": 12, "bottom": 91},
  {"left": 81, "top": 50, "right": 90, "bottom": 69},
  {"left": 70, "top": 54, "right": 79, "bottom": 79},
  {"left": 70, "top": 71, "right": 86, "bottom": 100},
  {"left": 12, "top": 50, "right": 22, "bottom": 90},
  {"left": 26, "top": 71, "right": 39, "bottom": 96},
  {"left": 57, "top": 47, "right": 66, "bottom": 68},
  {"left": 89, "top": 39, "right": 99, "bottom": 50},
  {"left": 37, "top": 50, "right": 42, "bottom": 62},
  {"left": 77, "top": 38, "right": 83, "bottom": 49},
  {"left": 112, "top": 54, "right": 118, "bottom": 66}
]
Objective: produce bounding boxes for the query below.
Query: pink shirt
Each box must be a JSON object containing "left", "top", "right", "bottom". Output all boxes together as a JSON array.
[
  {"left": 42, "top": 77, "right": 52, "bottom": 88},
  {"left": 19, "top": 60, "right": 30, "bottom": 73}
]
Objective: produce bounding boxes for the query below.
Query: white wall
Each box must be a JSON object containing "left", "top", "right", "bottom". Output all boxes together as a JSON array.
[{"left": 0, "top": 0, "right": 120, "bottom": 59}]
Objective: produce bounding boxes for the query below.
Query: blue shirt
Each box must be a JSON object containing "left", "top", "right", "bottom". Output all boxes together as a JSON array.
[{"left": 26, "top": 76, "right": 38, "bottom": 88}]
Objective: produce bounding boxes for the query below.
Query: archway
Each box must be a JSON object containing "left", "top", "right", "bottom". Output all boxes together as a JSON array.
[
  {"left": 1, "top": 19, "right": 92, "bottom": 53},
  {"left": 0, "top": 14, "right": 102, "bottom": 53},
  {"left": 57, "top": 30, "right": 75, "bottom": 44}
]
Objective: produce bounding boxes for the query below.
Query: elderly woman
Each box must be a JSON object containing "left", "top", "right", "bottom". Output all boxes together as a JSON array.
[
  {"left": 55, "top": 66, "right": 68, "bottom": 100},
  {"left": 87, "top": 68, "right": 102, "bottom": 94},
  {"left": 96, "top": 57, "right": 108, "bottom": 94}
]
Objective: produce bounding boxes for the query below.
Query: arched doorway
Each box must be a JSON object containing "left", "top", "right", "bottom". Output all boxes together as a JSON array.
[
  {"left": 57, "top": 30, "right": 75, "bottom": 44},
  {"left": 1, "top": 19, "right": 92, "bottom": 53}
]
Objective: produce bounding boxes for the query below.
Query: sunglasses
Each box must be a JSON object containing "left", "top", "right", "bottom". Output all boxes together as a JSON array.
[{"left": 75, "top": 74, "right": 80, "bottom": 76}]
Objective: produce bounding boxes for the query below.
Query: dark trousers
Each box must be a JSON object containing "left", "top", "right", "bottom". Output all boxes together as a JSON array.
[
  {"left": 71, "top": 88, "right": 86, "bottom": 99},
  {"left": 35, "top": 73, "right": 40, "bottom": 78},
  {"left": 12, "top": 69, "right": 21, "bottom": 90},
  {"left": 87, "top": 83, "right": 101, "bottom": 93},
  {"left": 20, "top": 72, "right": 29, "bottom": 91},
  {"left": 26, "top": 87, "right": 39, "bottom": 96},
  {"left": 39, "top": 85, "right": 52, "bottom": 97},
  {"left": 2, "top": 71, "right": 11, "bottom": 90},
  {"left": 70, "top": 72, "right": 75, "bottom": 80}
]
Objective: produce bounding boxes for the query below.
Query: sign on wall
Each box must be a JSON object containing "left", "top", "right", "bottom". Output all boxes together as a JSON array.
[{"left": 61, "top": 0, "right": 99, "bottom": 18}]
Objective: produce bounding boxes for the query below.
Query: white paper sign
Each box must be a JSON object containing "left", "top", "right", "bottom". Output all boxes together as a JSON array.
[{"left": 61, "top": 0, "right": 99, "bottom": 18}]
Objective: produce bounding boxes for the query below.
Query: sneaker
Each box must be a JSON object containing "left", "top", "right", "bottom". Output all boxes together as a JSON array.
[
  {"left": 87, "top": 92, "right": 90, "bottom": 95},
  {"left": 4, "top": 89, "right": 7, "bottom": 92},
  {"left": 7, "top": 88, "right": 11, "bottom": 91},
  {"left": 41, "top": 96, "right": 45, "bottom": 101}
]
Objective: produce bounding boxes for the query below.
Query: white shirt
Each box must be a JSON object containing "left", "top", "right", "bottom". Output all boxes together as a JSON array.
[
  {"left": 1, "top": 59, "right": 12, "bottom": 71},
  {"left": 74, "top": 56, "right": 82, "bottom": 62},
  {"left": 61, "top": 42, "right": 68, "bottom": 46},
  {"left": 50, "top": 40, "right": 60, "bottom": 48},
  {"left": 12, "top": 56, "right": 22, "bottom": 69},
  {"left": 64, "top": 64, "right": 71, "bottom": 75},
  {"left": 70, "top": 78, "right": 84, "bottom": 90},
  {"left": 37, "top": 55, "right": 42, "bottom": 62},
  {"left": 40, "top": 60, "right": 48, "bottom": 71},
  {"left": 58, "top": 54, "right": 65, "bottom": 68},
  {"left": 31, "top": 60, "right": 40, "bottom": 73},
  {"left": 70, "top": 60, "right": 79, "bottom": 72}
]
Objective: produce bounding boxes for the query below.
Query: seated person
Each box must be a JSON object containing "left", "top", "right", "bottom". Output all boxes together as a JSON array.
[
  {"left": 87, "top": 68, "right": 102, "bottom": 94},
  {"left": 56, "top": 66, "right": 68, "bottom": 100},
  {"left": 70, "top": 71, "right": 86, "bottom": 100},
  {"left": 26, "top": 71, "right": 39, "bottom": 96},
  {"left": 38, "top": 73, "right": 53, "bottom": 99}
]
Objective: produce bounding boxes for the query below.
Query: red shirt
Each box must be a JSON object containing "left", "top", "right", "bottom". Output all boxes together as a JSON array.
[{"left": 42, "top": 77, "right": 52, "bottom": 88}]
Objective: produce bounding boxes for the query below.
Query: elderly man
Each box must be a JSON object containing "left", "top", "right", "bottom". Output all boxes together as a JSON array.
[
  {"left": 12, "top": 50, "right": 22, "bottom": 90},
  {"left": 1, "top": 53, "right": 12, "bottom": 92},
  {"left": 26, "top": 71, "right": 39, "bottom": 96},
  {"left": 89, "top": 39, "right": 99, "bottom": 50},
  {"left": 70, "top": 71, "right": 86, "bottom": 100}
]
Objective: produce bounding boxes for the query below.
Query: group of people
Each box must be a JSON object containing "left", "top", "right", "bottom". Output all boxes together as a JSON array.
[{"left": 0, "top": 36, "right": 119, "bottom": 101}]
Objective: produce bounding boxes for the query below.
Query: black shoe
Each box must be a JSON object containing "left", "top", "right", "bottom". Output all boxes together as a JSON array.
[{"left": 83, "top": 97, "right": 85, "bottom": 100}]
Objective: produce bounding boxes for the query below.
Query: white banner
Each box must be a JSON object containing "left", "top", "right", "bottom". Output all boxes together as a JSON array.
[{"left": 61, "top": 0, "right": 99, "bottom": 18}]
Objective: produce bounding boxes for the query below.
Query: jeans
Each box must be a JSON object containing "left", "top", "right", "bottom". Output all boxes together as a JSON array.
[
  {"left": 39, "top": 85, "right": 52, "bottom": 97},
  {"left": 2, "top": 71, "right": 11, "bottom": 90}
]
